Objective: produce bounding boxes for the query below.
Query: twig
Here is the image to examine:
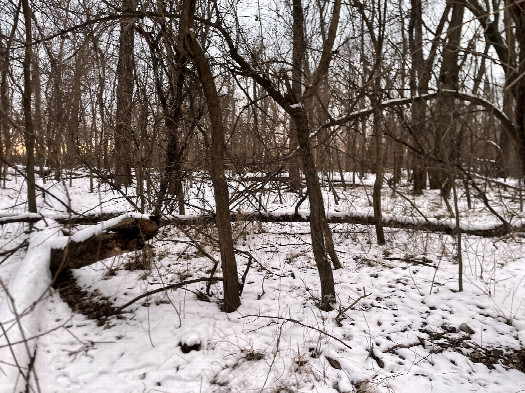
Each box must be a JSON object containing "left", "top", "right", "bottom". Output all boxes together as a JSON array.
[
  {"left": 238, "top": 255, "right": 253, "bottom": 296},
  {"left": 240, "top": 314, "right": 353, "bottom": 351},
  {"left": 0, "top": 241, "right": 29, "bottom": 265},
  {"left": 25, "top": 344, "right": 41, "bottom": 393},
  {"left": 335, "top": 293, "right": 371, "bottom": 326},
  {"left": 171, "top": 225, "right": 221, "bottom": 295},
  {"left": 259, "top": 321, "right": 284, "bottom": 393},
  {"left": 116, "top": 277, "right": 222, "bottom": 313}
]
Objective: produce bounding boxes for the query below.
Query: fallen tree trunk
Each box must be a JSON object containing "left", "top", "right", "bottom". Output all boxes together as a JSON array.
[
  {"left": 160, "top": 212, "right": 520, "bottom": 238},
  {"left": 50, "top": 217, "right": 159, "bottom": 274},
  {"left": 0, "top": 212, "right": 136, "bottom": 226},
  {"left": 3, "top": 211, "right": 520, "bottom": 239},
  {"left": 0, "top": 213, "right": 41, "bottom": 225}
]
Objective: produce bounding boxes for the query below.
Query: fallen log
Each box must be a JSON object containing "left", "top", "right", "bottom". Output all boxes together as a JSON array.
[
  {"left": 0, "top": 212, "right": 124, "bottom": 226},
  {"left": 50, "top": 217, "right": 159, "bottom": 274},
  {"left": 2, "top": 210, "right": 520, "bottom": 239},
  {"left": 0, "top": 213, "right": 41, "bottom": 225},
  {"left": 160, "top": 212, "right": 521, "bottom": 238},
  {"left": 54, "top": 213, "right": 125, "bottom": 225}
]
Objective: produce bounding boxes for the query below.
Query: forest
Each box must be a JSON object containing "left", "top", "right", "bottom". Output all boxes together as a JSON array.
[{"left": 1, "top": 0, "right": 525, "bottom": 392}]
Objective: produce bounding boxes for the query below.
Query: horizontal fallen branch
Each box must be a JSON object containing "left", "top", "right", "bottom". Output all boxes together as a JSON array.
[
  {"left": 115, "top": 277, "right": 222, "bottom": 313},
  {"left": 0, "top": 212, "right": 128, "bottom": 226},
  {"left": 2, "top": 210, "right": 519, "bottom": 238},
  {"left": 161, "top": 212, "right": 519, "bottom": 238},
  {"left": 0, "top": 213, "right": 41, "bottom": 225}
]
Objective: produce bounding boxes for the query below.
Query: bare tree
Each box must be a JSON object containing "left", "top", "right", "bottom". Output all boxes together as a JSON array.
[
  {"left": 509, "top": 0, "right": 525, "bottom": 180},
  {"left": 459, "top": 0, "right": 521, "bottom": 176},
  {"left": 21, "top": 0, "right": 36, "bottom": 213},
  {"left": 409, "top": 0, "right": 451, "bottom": 194},
  {"left": 180, "top": 0, "right": 241, "bottom": 312},
  {"left": 0, "top": 2, "right": 20, "bottom": 187},
  {"left": 431, "top": 1, "right": 465, "bottom": 214},
  {"left": 215, "top": 0, "right": 343, "bottom": 310},
  {"left": 114, "top": 0, "right": 137, "bottom": 186}
]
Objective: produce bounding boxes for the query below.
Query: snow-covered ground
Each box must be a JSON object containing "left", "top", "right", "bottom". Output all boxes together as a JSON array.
[{"left": 1, "top": 169, "right": 525, "bottom": 392}]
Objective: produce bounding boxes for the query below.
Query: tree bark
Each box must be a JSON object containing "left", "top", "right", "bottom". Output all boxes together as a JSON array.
[
  {"left": 409, "top": 0, "right": 427, "bottom": 194},
  {"left": 409, "top": 1, "right": 451, "bottom": 194},
  {"left": 293, "top": 110, "right": 336, "bottom": 309},
  {"left": 0, "top": 7, "right": 20, "bottom": 187},
  {"left": 432, "top": 2, "right": 464, "bottom": 205},
  {"left": 180, "top": 0, "right": 240, "bottom": 312},
  {"left": 509, "top": 1, "right": 525, "bottom": 179},
  {"left": 114, "top": 0, "right": 136, "bottom": 187},
  {"left": 288, "top": 0, "right": 305, "bottom": 193},
  {"left": 21, "top": 0, "right": 36, "bottom": 213},
  {"left": 146, "top": 28, "right": 189, "bottom": 217}
]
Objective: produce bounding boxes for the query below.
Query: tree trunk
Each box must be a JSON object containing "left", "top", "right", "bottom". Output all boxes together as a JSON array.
[
  {"left": 181, "top": 0, "right": 240, "bottom": 312},
  {"left": 372, "top": 97, "right": 385, "bottom": 245},
  {"left": 293, "top": 111, "right": 336, "bottom": 309},
  {"left": 409, "top": 0, "right": 451, "bottom": 194},
  {"left": 288, "top": 0, "right": 305, "bottom": 193},
  {"left": 50, "top": 217, "right": 158, "bottom": 274},
  {"left": 114, "top": 0, "right": 136, "bottom": 187},
  {"left": 22, "top": 0, "right": 36, "bottom": 213},
  {"left": 409, "top": 0, "right": 429, "bottom": 193},
  {"left": 509, "top": 1, "right": 525, "bottom": 179},
  {"left": 291, "top": 0, "right": 338, "bottom": 307},
  {"left": 433, "top": 2, "right": 464, "bottom": 205},
  {"left": 497, "top": 4, "right": 518, "bottom": 177},
  {"left": 219, "top": 0, "right": 342, "bottom": 310}
]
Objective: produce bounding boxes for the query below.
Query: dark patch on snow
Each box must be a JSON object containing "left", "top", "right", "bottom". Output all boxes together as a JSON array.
[
  {"left": 325, "top": 356, "right": 342, "bottom": 369},
  {"left": 54, "top": 270, "right": 121, "bottom": 325},
  {"left": 244, "top": 350, "right": 265, "bottom": 361},
  {"left": 178, "top": 341, "right": 201, "bottom": 353},
  {"left": 420, "top": 324, "right": 525, "bottom": 372}
]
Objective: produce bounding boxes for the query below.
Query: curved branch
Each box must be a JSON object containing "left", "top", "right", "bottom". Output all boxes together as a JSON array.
[
  {"left": 116, "top": 277, "right": 222, "bottom": 313},
  {"left": 316, "top": 90, "right": 514, "bottom": 136}
]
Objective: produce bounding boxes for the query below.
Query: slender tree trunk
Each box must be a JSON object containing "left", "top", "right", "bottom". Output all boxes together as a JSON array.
[
  {"left": 409, "top": 0, "right": 451, "bottom": 193},
  {"left": 0, "top": 28, "right": 10, "bottom": 187},
  {"left": 409, "top": 0, "right": 428, "bottom": 194},
  {"left": 288, "top": 126, "right": 302, "bottom": 192},
  {"left": 372, "top": 95, "right": 385, "bottom": 245},
  {"left": 0, "top": 3, "right": 20, "bottom": 188},
  {"left": 153, "top": 55, "right": 187, "bottom": 216},
  {"left": 434, "top": 2, "right": 464, "bottom": 208},
  {"left": 293, "top": 110, "right": 336, "bottom": 309},
  {"left": 220, "top": 0, "right": 342, "bottom": 309},
  {"left": 181, "top": 0, "right": 240, "bottom": 312},
  {"left": 497, "top": 4, "right": 518, "bottom": 177},
  {"left": 290, "top": 0, "right": 339, "bottom": 307},
  {"left": 114, "top": 0, "right": 136, "bottom": 187},
  {"left": 22, "top": 0, "right": 36, "bottom": 213},
  {"left": 68, "top": 52, "right": 83, "bottom": 170},
  {"left": 509, "top": 1, "right": 525, "bottom": 179},
  {"left": 288, "top": 0, "right": 304, "bottom": 193}
]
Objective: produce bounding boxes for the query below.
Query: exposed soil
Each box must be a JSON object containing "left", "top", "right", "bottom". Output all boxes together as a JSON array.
[
  {"left": 421, "top": 324, "right": 525, "bottom": 372},
  {"left": 54, "top": 270, "right": 121, "bottom": 325}
]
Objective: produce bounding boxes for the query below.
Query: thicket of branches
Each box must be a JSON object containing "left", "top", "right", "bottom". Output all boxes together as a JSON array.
[{"left": 1, "top": 0, "right": 525, "bottom": 311}]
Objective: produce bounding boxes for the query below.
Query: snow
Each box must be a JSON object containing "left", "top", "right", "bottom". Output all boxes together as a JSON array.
[
  {"left": 0, "top": 221, "right": 58, "bottom": 391},
  {"left": 0, "top": 212, "right": 40, "bottom": 224},
  {"left": 1, "top": 169, "right": 525, "bottom": 392}
]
